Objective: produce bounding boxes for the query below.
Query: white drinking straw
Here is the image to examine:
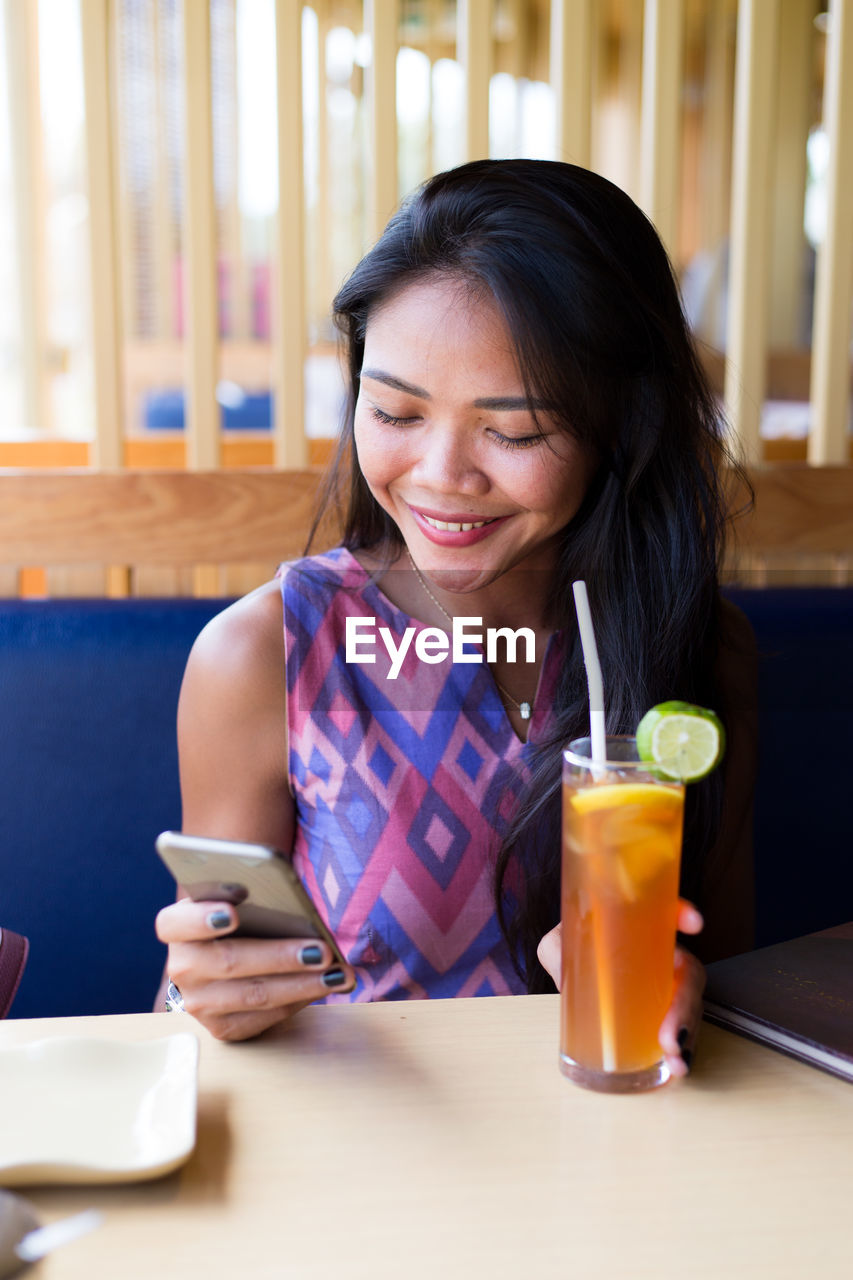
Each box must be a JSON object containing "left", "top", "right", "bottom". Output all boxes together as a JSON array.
[
  {"left": 571, "top": 579, "right": 616, "bottom": 1071},
  {"left": 572, "top": 580, "right": 606, "bottom": 768}
]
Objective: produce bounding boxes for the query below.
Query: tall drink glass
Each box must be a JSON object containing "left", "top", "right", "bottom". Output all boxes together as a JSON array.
[{"left": 560, "top": 736, "right": 685, "bottom": 1092}]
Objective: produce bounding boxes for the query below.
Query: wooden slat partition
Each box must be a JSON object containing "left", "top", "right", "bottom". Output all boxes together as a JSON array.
[
  {"left": 769, "top": 0, "right": 813, "bottom": 350},
  {"left": 809, "top": 0, "right": 853, "bottom": 465},
  {"left": 639, "top": 0, "right": 684, "bottom": 257},
  {"left": 220, "top": 1, "right": 250, "bottom": 343},
  {"left": 80, "top": 0, "right": 124, "bottom": 470},
  {"left": 313, "top": 0, "right": 333, "bottom": 324},
  {"left": 4, "top": 0, "right": 49, "bottom": 434},
  {"left": 273, "top": 0, "right": 309, "bottom": 468},
  {"left": 113, "top": 0, "right": 136, "bottom": 347},
  {"left": 458, "top": 0, "right": 491, "bottom": 161},
  {"left": 3, "top": 0, "right": 852, "bottom": 476},
  {"left": 1, "top": 467, "right": 852, "bottom": 597},
  {"left": 364, "top": 0, "right": 399, "bottom": 243},
  {"left": 696, "top": 0, "right": 734, "bottom": 347},
  {"left": 724, "top": 0, "right": 779, "bottom": 465},
  {"left": 181, "top": 0, "right": 220, "bottom": 467},
  {"left": 550, "top": 0, "right": 593, "bottom": 167}
]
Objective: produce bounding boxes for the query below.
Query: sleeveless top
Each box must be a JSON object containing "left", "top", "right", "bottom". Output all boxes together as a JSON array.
[{"left": 279, "top": 547, "right": 566, "bottom": 1002}]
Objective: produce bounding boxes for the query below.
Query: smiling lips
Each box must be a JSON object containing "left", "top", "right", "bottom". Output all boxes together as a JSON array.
[
  {"left": 422, "top": 514, "right": 494, "bottom": 532},
  {"left": 410, "top": 505, "right": 509, "bottom": 546}
]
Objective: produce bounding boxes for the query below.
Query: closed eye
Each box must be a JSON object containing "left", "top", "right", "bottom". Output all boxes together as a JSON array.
[
  {"left": 489, "top": 431, "right": 544, "bottom": 450},
  {"left": 369, "top": 404, "right": 545, "bottom": 447},
  {"left": 369, "top": 406, "right": 420, "bottom": 427}
]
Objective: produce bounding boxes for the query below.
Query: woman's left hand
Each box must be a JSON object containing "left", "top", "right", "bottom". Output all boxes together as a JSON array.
[
  {"left": 657, "top": 901, "right": 706, "bottom": 1077},
  {"left": 536, "top": 898, "right": 706, "bottom": 1079}
]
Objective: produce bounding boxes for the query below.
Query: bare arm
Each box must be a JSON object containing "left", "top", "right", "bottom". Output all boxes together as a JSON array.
[
  {"left": 154, "top": 580, "right": 355, "bottom": 1037},
  {"left": 177, "top": 580, "right": 295, "bottom": 849}
]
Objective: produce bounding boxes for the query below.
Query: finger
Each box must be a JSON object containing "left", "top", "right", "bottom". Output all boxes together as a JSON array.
[
  {"left": 180, "top": 967, "right": 357, "bottom": 1024},
  {"left": 204, "top": 1000, "right": 313, "bottom": 1043},
  {"left": 169, "top": 934, "right": 338, "bottom": 984},
  {"left": 536, "top": 922, "right": 562, "bottom": 991},
  {"left": 658, "top": 947, "right": 706, "bottom": 1078},
  {"left": 155, "top": 897, "right": 239, "bottom": 944},
  {"left": 676, "top": 898, "right": 704, "bottom": 935}
]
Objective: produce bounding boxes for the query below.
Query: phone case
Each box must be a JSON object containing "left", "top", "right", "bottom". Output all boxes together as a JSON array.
[{"left": 155, "top": 832, "right": 345, "bottom": 966}]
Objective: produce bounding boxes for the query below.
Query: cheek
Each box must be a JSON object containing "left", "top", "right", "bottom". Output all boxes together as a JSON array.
[
  {"left": 354, "top": 417, "right": 410, "bottom": 487},
  {"left": 353, "top": 419, "right": 406, "bottom": 505},
  {"left": 534, "top": 451, "right": 593, "bottom": 523},
  {"left": 353, "top": 417, "right": 383, "bottom": 484}
]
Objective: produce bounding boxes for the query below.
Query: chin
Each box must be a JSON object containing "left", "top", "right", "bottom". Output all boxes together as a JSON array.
[{"left": 417, "top": 564, "right": 507, "bottom": 595}]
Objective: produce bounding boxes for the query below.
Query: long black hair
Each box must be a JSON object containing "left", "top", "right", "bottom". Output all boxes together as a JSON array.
[{"left": 315, "top": 158, "right": 743, "bottom": 990}]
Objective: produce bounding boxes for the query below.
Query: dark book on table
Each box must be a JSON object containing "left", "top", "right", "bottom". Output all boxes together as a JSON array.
[{"left": 703, "top": 922, "right": 853, "bottom": 1083}]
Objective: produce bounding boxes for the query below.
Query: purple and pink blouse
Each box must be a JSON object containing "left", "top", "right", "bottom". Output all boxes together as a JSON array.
[{"left": 279, "top": 547, "right": 565, "bottom": 1001}]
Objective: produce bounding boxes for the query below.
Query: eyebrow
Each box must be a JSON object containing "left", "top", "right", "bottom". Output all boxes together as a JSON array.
[
  {"left": 360, "top": 369, "right": 546, "bottom": 411},
  {"left": 473, "top": 396, "right": 546, "bottom": 411},
  {"left": 360, "top": 369, "right": 430, "bottom": 398}
]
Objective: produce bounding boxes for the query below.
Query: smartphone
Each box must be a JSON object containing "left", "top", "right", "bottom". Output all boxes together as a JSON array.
[{"left": 155, "top": 831, "right": 346, "bottom": 967}]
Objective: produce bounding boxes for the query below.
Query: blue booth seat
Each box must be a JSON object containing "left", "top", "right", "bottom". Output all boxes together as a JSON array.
[
  {"left": 0, "top": 599, "right": 228, "bottom": 1019},
  {"left": 724, "top": 588, "right": 853, "bottom": 948},
  {"left": 1, "top": 589, "right": 851, "bottom": 1018}
]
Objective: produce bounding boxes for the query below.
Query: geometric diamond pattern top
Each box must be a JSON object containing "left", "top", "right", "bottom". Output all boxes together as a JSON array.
[{"left": 279, "top": 547, "right": 565, "bottom": 1002}]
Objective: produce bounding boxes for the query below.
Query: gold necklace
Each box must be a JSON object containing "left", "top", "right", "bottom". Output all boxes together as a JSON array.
[{"left": 404, "top": 549, "right": 534, "bottom": 722}]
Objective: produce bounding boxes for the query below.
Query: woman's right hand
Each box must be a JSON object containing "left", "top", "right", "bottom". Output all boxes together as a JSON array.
[{"left": 155, "top": 898, "right": 356, "bottom": 1041}]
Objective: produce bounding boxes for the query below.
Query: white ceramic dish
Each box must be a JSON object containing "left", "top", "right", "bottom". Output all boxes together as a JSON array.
[{"left": 0, "top": 1034, "right": 199, "bottom": 1185}]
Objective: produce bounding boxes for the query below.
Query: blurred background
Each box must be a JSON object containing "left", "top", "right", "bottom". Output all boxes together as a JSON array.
[{"left": 0, "top": 1, "right": 850, "bottom": 485}]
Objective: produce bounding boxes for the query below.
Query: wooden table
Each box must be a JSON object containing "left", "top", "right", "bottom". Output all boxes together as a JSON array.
[{"left": 2, "top": 996, "right": 852, "bottom": 1279}]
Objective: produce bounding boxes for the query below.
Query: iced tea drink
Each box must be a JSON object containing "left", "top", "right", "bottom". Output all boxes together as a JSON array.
[{"left": 560, "top": 736, "right": 685, "bottom": 1092}]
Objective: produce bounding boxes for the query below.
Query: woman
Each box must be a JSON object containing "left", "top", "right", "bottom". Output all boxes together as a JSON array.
[{"left": 156, "top": 160, "right": 757, "bottom": 1070}]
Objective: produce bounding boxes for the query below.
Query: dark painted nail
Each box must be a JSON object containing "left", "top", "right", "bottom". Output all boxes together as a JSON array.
[
  {"left": 321, "top": 967, "right": 348, "bottom": 989},
  {"left": 206, "top": 909, "right": 232, "bottom": 930},
  {"left": 681, "top": 1046, "right": 693, "bottom": 1071},
  {"left": 677, "top": 1026, "right": 690, "bottom": 1049},
  {"left": 299, "top": 944, "right": 323, "bottom": 966}
]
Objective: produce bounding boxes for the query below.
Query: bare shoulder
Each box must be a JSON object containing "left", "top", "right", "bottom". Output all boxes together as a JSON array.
[
  {"left": 177, "top": 578, "right": 292, "bottom": 846},
  {"left": 184, "top": 579, "right": 284, "bottom": 694}
]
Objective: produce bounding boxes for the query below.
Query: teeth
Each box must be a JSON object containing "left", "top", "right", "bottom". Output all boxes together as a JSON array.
[{"left": 423, "top": 515, "right": 493, "bottom": 532}]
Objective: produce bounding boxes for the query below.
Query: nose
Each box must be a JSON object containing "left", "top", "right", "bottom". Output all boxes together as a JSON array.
[{"left": 409, "top": 423, "right": 489, "bottom": 497}]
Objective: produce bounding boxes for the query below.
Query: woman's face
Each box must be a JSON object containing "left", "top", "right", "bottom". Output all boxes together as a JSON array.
[{"left": 353, "top": 275, "right": 595, "bottom": 593}]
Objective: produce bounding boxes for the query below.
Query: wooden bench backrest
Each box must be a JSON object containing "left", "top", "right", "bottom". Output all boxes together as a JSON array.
[
  {"left": 725, "top": 465, "right": 853, "bottom": 586},
  {"left": 0, "top": 465, "right": 851, "bottom": 596},
  {"left": 0, "top": 469, "right": 338, "bottom": 597}
]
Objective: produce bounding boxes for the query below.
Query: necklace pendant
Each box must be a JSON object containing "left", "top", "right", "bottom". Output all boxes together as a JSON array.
[{"left": 519, "top": 701, "right": 532, "bottom": 721}]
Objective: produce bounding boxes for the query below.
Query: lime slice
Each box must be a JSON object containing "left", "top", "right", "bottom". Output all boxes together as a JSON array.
[{"left": 636, "top": 700, "right": 725, "bottom": 782}]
